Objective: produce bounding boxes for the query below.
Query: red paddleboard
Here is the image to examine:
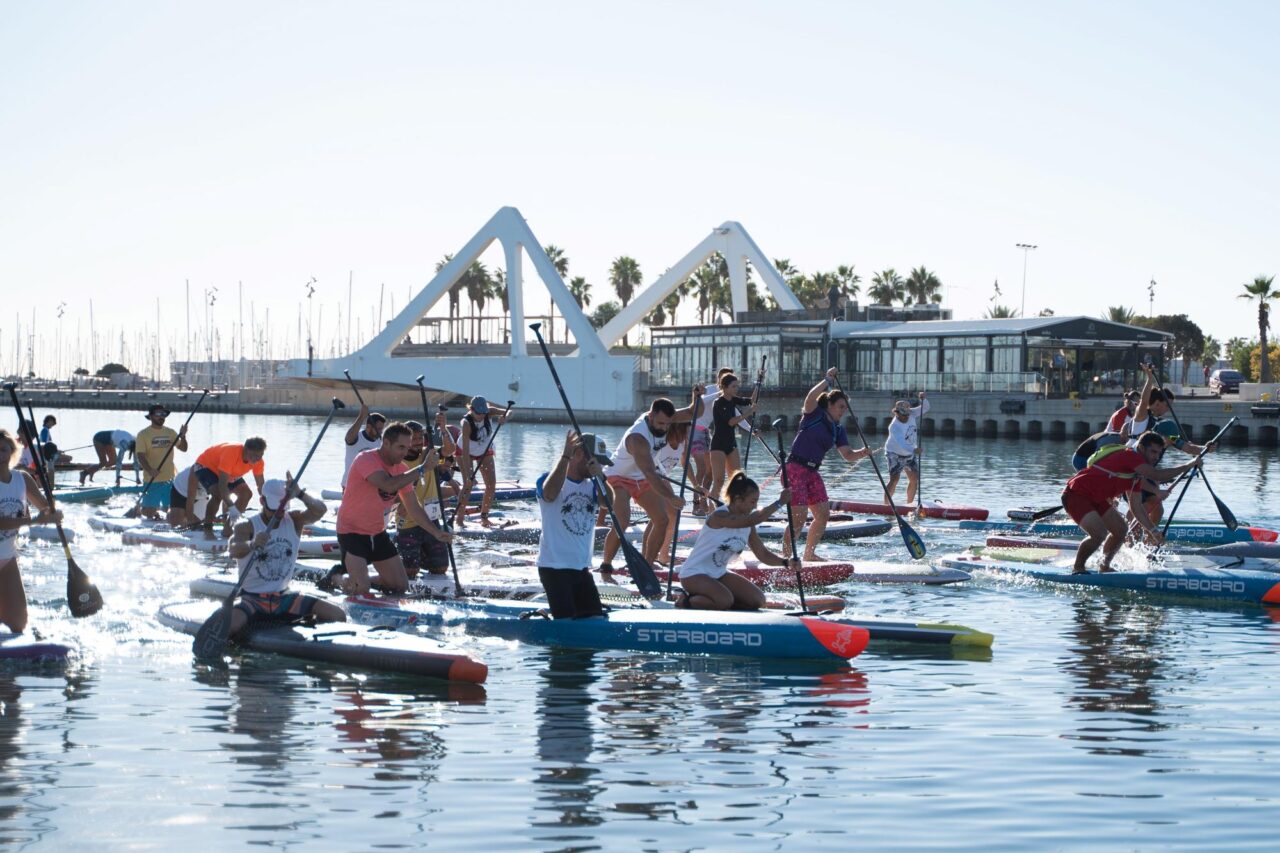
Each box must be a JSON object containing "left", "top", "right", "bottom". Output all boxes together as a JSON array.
[{"left": 829, "top": 499, "right": 989, "bottom": 521}]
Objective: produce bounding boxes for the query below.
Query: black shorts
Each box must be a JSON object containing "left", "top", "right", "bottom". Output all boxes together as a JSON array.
[
  {"left": 338, "top": 531, "right": 399, "bottom": 563},
  {"left": 538, "top": 567, "right": 604, "bottom": 619},
  {"left": 170, "top": 489, "right": 189, "bottom": 510}
]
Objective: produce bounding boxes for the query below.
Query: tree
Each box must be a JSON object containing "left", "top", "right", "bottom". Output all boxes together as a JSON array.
[
  {"left": 544, "top": 245, "right": 570, "bottom": 279},
  {"left": 1133, "top": 314, "right": 1205, "bottom": 383},
  {"left": 662, "top": 288, "right": 681, "bottom": 326},
  {"left": 609, "top": 256, "right": 642, "bottom": 345},
  {"left": 905, "top": 266, "right": 942, "bottom": 305},
  {"left": 835, "top": 264, "right": 861, "bottom": 299},
  {"left": 1201, "top": 335, "right": 1221, "bottom": 370},
  {"left": 1106, "top": 305, "right": 1137, "bottom": 325},
  {"left": 74, "top": 367, "right": 89, "bottom": 376},
  {"left": 590, "top": 300, "right": 621, "bottom": 330},
  {"left": 1250, "top": 344, "right": 1280, "bottom": 384},
  {"left": 461, "top": 261, "right": 492, "bottom": 342},
  {"left": 1239, "top": 275, "right": 1278, "bottom": 384},
  {"left": 985, "top": 304, "right": 1018, "bottom": 319},
  {"left": 1038, "top": 308, "right": 1056, "bottom": 317},
  {"left": 568, "top": 276, "right": 592, "bottom": 310},
  {"left": 1225, "top": 336, "right": 1255, "bottom": 379},
  {"left": 436, "top": 253, "right": 463, "bottom": 342},
  {"left": 97, "top": 362, "right": 129, "bottom": 377},
  {"left": 868, "top": 268, "right": 905, "bottom": 306}
]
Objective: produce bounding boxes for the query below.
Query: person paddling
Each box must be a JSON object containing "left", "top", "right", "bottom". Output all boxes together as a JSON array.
[
  {"left": 225, "top": 476, "right": 344, "bottom": 638},
  {"left": 135, "top": 405, "right": 189, "bottom": 521},
  {"left": 1061, "top": 432, "right": 1200, "bottom": 574},
  {"left": 393, "top": 422, "right": 455, "bottom": 579},
  {"left": 190, "top": 438, "right": 267, "bottom": 532},
  {"left": 535, "top": 431, "right": 613, "bottom": 618},
  {"left": 708, "top": 372, "right": 757, "bottom": 501},
  {"left": 676, "top": 472, "right": 794, "bottom": 611},
  {"left": 690, "top": 368, "right": 731, "bottom": 515},
  {"left": 455, "top": 396, "right": 511, "bottom": 529},
  {"left": 784, "top": 368, "right": 872, "bottom": 561},
  {"left": 0, "top": 429, "right": 63, "bottom": 633},
  {"left": 341, "top": 404, "right": 385, "bottom": 492},
  {"left": 80, "top": 428, "right": 137, "bottom": 486},
  {"left": 168, "top": 464, "right": 209, "bottom": 526},
  {"left": 883, "top": 391, "right": 929, "bottom": 507}
]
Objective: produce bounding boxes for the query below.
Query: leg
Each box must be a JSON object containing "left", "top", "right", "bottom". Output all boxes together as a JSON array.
[
  {"left": 478, "top": 456, "right": 497, "bottom": 525},
  {"left": 232, "top": 481, "right": 252, "bottom": 512},
  {"left": 657, "top": 502, "right": 679, "bottom": 564},
  {"left": 1097, "top": 509, "right": 1130, "bottom": 571},
  {"left": 709, "top": 450, "right": 727, "bottom": 502},
  {"left": 904, "top": 467, "right": 920, "bottom": 505},
  {"left": 691, "top": 449, "right": 710, "bottom": 512},
  {"left": 680, "top": 573, "right": 735, "bottom": 610},
  {"left": 1072, "top": 511, "right": 1109, "bottom": 573},
  {"left": 228, "top": 606, "right": 249, "bottom": 636},
  {"left": 455, "top": 462, "right": 475, "bottom": 527},
  {"left": 633, "top": 486, "right": 671, "bottom": 563},
  {"left": 725, "top": 448, "right": 741, "bottom": 480},
  {"left": 0, "top": 558, "right": 29, "bottom": 633},
  {"left": 310, "top": 599, "right": 347, "bottom": 623},
  {"left": 884, "top": 470, "right": 901, "bottom": 502},
  {"left": 600, "top": 487, "right": 633, "bottom": 569},
  {"left": 720, "top": 571, "right": 767, "bottom": 611},
  {"left": 783, "top": 503, "right": 811, "bottom": 559},
  {"left": 342, "top": 552, "right": 375, "bottom": 595},
  {"left": 804, "top": 501, "right": 831, "bottom": 562},
  {"left": 370, "top": 555, "right": 410, "bottom": 594}
]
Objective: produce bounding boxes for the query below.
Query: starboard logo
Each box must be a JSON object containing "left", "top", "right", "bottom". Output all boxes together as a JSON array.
[
  {"left": 636, "top": 628, "right": 764, "bottom": 647},
  {"left": 1146, "top": 577, "right": 1245, "bottom": 594},
  {"left": 829, "top": 627, "right": 861, "bottom": 656}
]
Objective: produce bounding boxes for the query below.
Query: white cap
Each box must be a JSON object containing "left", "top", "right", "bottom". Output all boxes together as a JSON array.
[{"left": 262, "top": 479, "right": 290, "bottom": 512}]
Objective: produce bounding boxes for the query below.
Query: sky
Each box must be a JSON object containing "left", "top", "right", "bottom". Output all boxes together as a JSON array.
[{"left": 2, "top": 0, "right": 1277, "bottom": 377}]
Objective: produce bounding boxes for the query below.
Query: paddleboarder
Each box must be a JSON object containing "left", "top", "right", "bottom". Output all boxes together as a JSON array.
[
  {"left": 455, "top": 396, "right": 511, "bottom": 529},
  {"left": 135, "top": 404, "right": 189, "bottom": 521},
  {"left": 393, "top": 422, "right": 455, "bottom": 579},
  {"left": 708, "top": 373, "right": 757, "bottom": 501},
  {"left": 0, "top": 428, "right": 63, "bottom": 633},
  {"left": 80, "top": 428, "right": 137, "bottom": 486},
  {"left": 190, "top": 438, "right": 267, "bottom": 531},
  {"left": 536, "top": 431, "right": 613, "bottom": 618},
  {"left": 1061, "top": 432, "right": 1201, "bottom": 574},
  {"left": 690, "top": 369, "right": 731, "bottom": 515},
  {"left": 168, "top": 464, "right": 209, "bottom": 526},
  {"left": 884, "top": 391, "right": 929, "bottom": 507},
  {"left": 225, "top": 476, "right": 345, "bottom": 637},
  {"left": 784, "top": 368, "right": 872, "bottom": 561},
  {"left": 676, "top": 472, "right": 795, "bottom": 611},
  {"left": 341, "top": 404, "right": 386, "bottom": 491}
]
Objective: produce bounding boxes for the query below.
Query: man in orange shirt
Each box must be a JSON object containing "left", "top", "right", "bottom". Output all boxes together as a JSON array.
[{"left": 188, "top": 437, "right": 267, "bottom": 529}]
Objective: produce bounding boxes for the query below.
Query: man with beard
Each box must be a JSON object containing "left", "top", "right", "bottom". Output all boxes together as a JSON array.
[
  {"left": 536, "top": 431, "right": 613, "bottom": 619},
  {"left": 393, "top": 421, "right": 456, "bottom": 579},
  {"left": 225, "top": 476, "right": 341, "bottom": 637}
]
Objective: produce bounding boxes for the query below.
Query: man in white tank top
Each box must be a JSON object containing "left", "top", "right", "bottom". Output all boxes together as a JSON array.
[
  {"left": 226, "top": 476, "right": 345, "bottom": 637},
  {"left": 341, "top": 404, "right": 386, "bottom": 490},
  {"left": 536, "top": 431, "right": 613, "bottom": 618},
  {"left": 598, "top": 387, "right": 704, "bottom": 578}
]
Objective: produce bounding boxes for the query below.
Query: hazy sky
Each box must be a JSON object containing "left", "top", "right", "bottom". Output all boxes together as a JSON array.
[{"left": 2, "top": 1, "right": 1276, "bottom": 376}]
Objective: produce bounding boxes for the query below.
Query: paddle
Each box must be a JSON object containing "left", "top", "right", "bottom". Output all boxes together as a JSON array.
[
  {"left": 665, "top": 388, "right": 701, "bottom": 598},
  {"left": 125, "top": 389, "right": 209, "bottom": 518},
  {"left": 1160, "top": 417, "right": 1237, "bottom": 539},
  {"left": 656, "top": 472, "right": 723, "bottom": 507},
  {"left": 416, "top": 375, "right": 465, "bottom": 597},
  {"left": 835, "top": 375, "right": 927, "bottom": 559},
  {"left": 915, "top": 397, "right": 924, "bottom": 514},
  {"left": 454, "top": 399, "right": 515, "bottom": 525},
  {"left": 5, "top": 384, "right": 104, "bottom": 617},
  {"left": 529, "top": 322, "right": 663, "bottom": 601},
  {"left": 342, "top": 368, "right": 366, "bottom": 407},
  {"left": 774, "top": 420, "right": 810, "bottom": 613},
  {"left": 1148, "top": 371, "right": 1238, "bottom": 530},
  {"left": 740, "top": 355, "right": 767, "bottom": 469},
  {"left": 192, "top": 397, "right": 345, "bottom": 662}
]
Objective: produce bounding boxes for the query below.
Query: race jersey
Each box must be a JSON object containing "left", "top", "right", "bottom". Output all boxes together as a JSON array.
[
  {"left": 396, "top": 469, "right": 445, "bottom": 530},
  {"left": 1106, "top": 406, "right": 1129, "bottom": 433},
  {"left": 238, "top": 512, "right": 302, "bottom": 594},
  {"left": 609, "top": 414, "right": 667, "bottom": 481},
  {"left": 1065, "top": 448, "right": 1146, "bottom": 504},
  {"left": 341, "top": 429, "right": 382, "bottom": 488},
  {"left": 136, "top": 425, "right": 180, "bottom": 482},
  {"left": 461, "top": 415, "right": 495, "bottom": 459},
  {"left": 789, "top": 409, "right": 849, "bottom": 468},
  {"left": 0, "top": 469, "right": 29, "bottom": 561},
  {"left": 679, "top": 508, "right": 750, "bottom": 579},
  {"left": 337, "top": 449, "right": 412, "bottom": 535},
  {"left": 885, "top": 399, "right": 930, "bottom": 456},
  {"left": 536, "top": 471, "right": 598, "bottom": 569},
  {"left": 196, "top": 443, "right": 264, "bottom": 481}
]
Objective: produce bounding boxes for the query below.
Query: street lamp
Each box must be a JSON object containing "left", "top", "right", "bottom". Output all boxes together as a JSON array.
[
  {"left": 1016, "top": 243, "right": 1037, "bottom": 318},
  {"left": 1147, "top": 278, "right": 1156, "bottom": 316}
]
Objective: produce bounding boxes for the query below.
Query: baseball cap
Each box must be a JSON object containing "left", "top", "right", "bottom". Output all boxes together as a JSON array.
[
  {"left": 262, "top": 479, "right": 291, "bottom": 512},
  {"left": 578, "top": 433, "right": 614, "bottom": 467},
  {"left": 470, "top": 396, "right": 490, "bottom": 414},
  {"left": 893, "top": 400, "right": 911, "bottom": 415},
  {"left": 147, "top": 404, "right": 171, "bottom": 417}
]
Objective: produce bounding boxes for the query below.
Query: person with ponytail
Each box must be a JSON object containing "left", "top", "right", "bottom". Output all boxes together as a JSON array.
[
  {"left": 708, "top": 372, "right": 756, "bottom": 501},
  {"left": 675, "top": 472, "right": 794, "bottom": 611}
]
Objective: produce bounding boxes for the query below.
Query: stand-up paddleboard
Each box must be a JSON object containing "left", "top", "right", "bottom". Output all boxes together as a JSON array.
[
  {"left": 320, "top": 481, "right": 535, "bottom": 503},
  {"left": 958, "top": 519, "right": 1277, "bottom": 545},
  {"left": 156, "top": 601, "right": 488, "bottom": 682},
  {"left": 51, "top": 485, "right": 113, "bottom": 503},
  {"left": 28, "top": 525, "right": 75, "bottom": 543},
  {"left": 0, "top": 632, "right": 72, "bottom": 663},
  {"left": 937, "top": 551, "right": 1280, "bottom": 606},
  {"left": 613, "top": 558, "right": 968, "bottom": 588},
  {"left": 89, "top": 515, "right": 339, "bottom": 555},
  {"left": 830, "top": 499, "right": 989, "bottom": 521},
  {"left": 462, "top": 515, "right": 893, "bottom": 546}
]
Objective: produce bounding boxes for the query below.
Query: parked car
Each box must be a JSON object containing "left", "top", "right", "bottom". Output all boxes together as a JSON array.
[{"left": 1209, "top": 369, "right": 1242, "bottom": 394}]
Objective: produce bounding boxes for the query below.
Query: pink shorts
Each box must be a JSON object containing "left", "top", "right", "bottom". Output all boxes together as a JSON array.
[
  {"left": 606, "top": 475, "right": 651, "bottom": 500},
  {"left": 690, "top": 426, "right": 710, "bottom": 455},
  {"left": 785, "top": 462, "right": 828, "bottom": 507}
]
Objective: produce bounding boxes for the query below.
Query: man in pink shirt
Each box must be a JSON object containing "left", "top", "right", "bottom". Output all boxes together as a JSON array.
[{"left": 335, "top": 422, "right": 452, "bottom": 595}]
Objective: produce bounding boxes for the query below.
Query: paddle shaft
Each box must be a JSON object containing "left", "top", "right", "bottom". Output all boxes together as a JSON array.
[
  {"left": 1160, "top": 417, "right": 1237, "bottom": 537},
  {"left": 342, "top": 369, "right": 367, "bottom": 407},
  {"left": 774, "top": 425, "right": 809, "bottom": 612},
  {"left": 741, "top": 355, "right": 767, "bottom": 469},
  {"left": 128, "top": 390, "right": 209, "bottom": 516},
  {"left": 666, "top": 389, "right": 700, "bottom": 598},
  {"left": 416, "top": 376, "right": 465, "bottom": 597},
  {"left": 1147, "top": 368, "right": 1237, "bottom": 529}
]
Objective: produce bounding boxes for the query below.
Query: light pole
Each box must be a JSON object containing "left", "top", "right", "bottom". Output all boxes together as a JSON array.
[
  {"left": 1016, "top": 243, "right": 1037, "bottom": 318},
  {"left": 1147, "top": 278, "right": 1156, "bottom": 316}
]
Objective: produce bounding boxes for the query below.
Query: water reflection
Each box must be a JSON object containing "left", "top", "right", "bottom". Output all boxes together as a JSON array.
[{"left": 532, "top": 648, "right": 605, "bottom": 835}]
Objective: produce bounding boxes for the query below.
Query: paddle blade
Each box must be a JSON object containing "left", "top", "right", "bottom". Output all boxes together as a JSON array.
[
  {"left": 618, "top": 536, "right": 663, "bottom": 600},
  {"left": 66, "top": 561, "right": 104, "bottom": 618},
  {"left": 192, "top": 603, "right": 233, "bottom": 663},
  {"left": 897, "top": 517, "right": 928, "bottom": 560},
  {"left": 1213, "top": 494, "right": 1239, "bottom": 531}
]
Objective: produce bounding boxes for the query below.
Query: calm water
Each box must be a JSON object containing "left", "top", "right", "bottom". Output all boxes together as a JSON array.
[{"left": 2, "top": 408, "right": 1277, "bottom": 850}]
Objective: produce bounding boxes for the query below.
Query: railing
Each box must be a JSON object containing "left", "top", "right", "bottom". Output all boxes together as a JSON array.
[{"left": 647, "top": 369, "right": 1046, "bottom": 395}]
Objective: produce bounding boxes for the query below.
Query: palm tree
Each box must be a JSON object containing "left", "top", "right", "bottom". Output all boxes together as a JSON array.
[
  {"left": 436, "top": 253, "right": 462, "bottom": 341},
  {"left": 904, "top": 267, "right": 942, "bottom": 305},
  {"left": 1201, "top": 334, "right": 1221, "bottom": 371},
  {"left": 1239, "top": 275, "right": 1278, "bottom": 384},
  {"left": 835, "top": 264, "right": 861, "bottom": 299},
  {"left": 868, "top": 268, "right": 905, "bottom": 306},
  {"left": 492, "top": 268, "right": 509, "bottom": 343},
  {"left": 662, "top": 288, "right": 681, "bottom": 325},
  {"left": 543, "top": 245, "right": 569, "bottom": 342},
  {"left": 463, "top": 261, "right": 492, "bottom": 343},
  {"left": 692, "top": 264, "right": 718, "bottom": 324},
  {"left": 1106, "top": 305, "right": 1137, "bottom": 325},
  {"left": 609, "top": 256, "right": 643, "bottom": 345},
  {"left": 568, "top": 276, "right": 592, "bottom": 310},
  {"left": 985, "top": 304, "right": 1018, "bottom": 319}
]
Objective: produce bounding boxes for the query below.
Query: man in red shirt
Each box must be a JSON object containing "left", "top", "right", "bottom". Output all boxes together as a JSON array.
[{"left": 1060, "top": 432, "right": 1201, "bottom": 574}]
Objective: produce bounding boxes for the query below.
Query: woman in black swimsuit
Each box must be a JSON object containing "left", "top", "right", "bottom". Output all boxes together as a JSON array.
[{"left": 709, "top": 373, "right": 756, "bottom": 501}]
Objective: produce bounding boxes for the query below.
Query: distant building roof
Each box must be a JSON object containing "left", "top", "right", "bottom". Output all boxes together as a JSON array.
[{"left": 830, "top": 315, "right": 1171, "bottom": 343}]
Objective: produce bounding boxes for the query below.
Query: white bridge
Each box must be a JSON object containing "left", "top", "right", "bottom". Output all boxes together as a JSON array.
[{"left": 284, "top": 206, "right": 802, "bottom": 412}]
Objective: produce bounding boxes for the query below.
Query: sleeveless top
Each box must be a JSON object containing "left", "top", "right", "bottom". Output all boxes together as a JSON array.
[
  {"left": 462, "top": 415, "right": 495, "bottom": 458},
  {"left": 238, "top": 512, "right": 302, "bottom": 594},
  {"left": 609, "top": 414, "right": 667, "bottom": 481},
  {"left": 679, "top": 508, "right": 750, "bottom": 580},
  {"left": 342, "top": 428, "right": 382, "bottom": 488},
  {"left": 0, "top": 470, "right": 29, "bottom": 561}
]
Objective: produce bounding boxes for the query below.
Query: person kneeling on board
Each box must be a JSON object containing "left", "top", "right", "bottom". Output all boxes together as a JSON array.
[
  {"left": 1060, "top": 432, "right": 1200, "bottom": 575},
  {"left": 677, "top": 472, "right": 793, "bottom": 611},
  {"left": 536, "top": 431, "right": 612, "bottom": 619},
  {"left": 393, "top": 421, "right": 455, "bottom": 579},
  {"left": 226, "top": 477, "right": 343, "bottom": 637},
  {"left": 0, "top": 429, "right": 63, "bottom": 634}
]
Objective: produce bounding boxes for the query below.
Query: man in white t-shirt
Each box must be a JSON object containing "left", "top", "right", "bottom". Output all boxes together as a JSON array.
[{"left": 536, "top": 431, "right": 612, "bottom": 619}]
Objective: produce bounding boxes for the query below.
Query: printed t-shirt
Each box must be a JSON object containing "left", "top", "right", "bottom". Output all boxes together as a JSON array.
[
  {"left": 197, "top": 443, "right": 265, "bottom": 481},
  {"left": 536, "top": 471, "right": 598, "bottom": 569},
  {"left": 1064, "top": 448, "right": 1146, "bottom": 504},
  {"left": 136, "top": 425, "right": 180, "bottom": 482},
  {"left": 338, "top": 449, "right": 413, "bottom": 535}
]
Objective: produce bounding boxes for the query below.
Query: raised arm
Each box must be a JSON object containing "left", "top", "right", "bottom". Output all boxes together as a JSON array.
[
  {"left": 344, "top": 403, "right": 369, "bottom": 446},
  {"left": 802, "top": 368, "right": 838, "bottom": 415}
]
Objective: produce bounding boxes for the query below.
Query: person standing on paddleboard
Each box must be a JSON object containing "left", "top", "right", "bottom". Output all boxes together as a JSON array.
[
  {"left": 1061, "top": 432, "right": 1200, "bottom": 574},
  {"left": 337, "top": 422, "right": 449, "bottom": 595},
  {"left": 341, "top": 404, "right": 385, "bottom": 492},
  {"left": 676, "top": 472, "right": 793, "bottom": 611},
  {"left": 226, "top": 477, "right": 344, "bottom": 637},
  {"left": 393, "top": 422, "right": 455, "bottom": 579},
  {"left": 598, "top": 389, "right": 704, "bottom": 581},
  {"left": 455, "top": 396, "right": 511, "bottom": 529},
  {"left": 0, "top": 429, "right": 63, "bottom": 633},
  {"left": 189, "top": 438, "right": 267, "bottom": 532},
  {"left": 884, "top": 391, "right": 929, "bottom": 508},
  {"left": 536, "top": 431, "right": 613, "bottom": 618},
  {"left": 709, "top": 373, "right": 757, "bottom": 502},
  {"left": 80, "top": 428, "right": 137, "bottom": 486},
  {"left": 135, "top": 405, "right": 189, "bottom": 521},
  {"left": 691, "top": 367, "right": 732, "bottom": 516},
  {"left": 784, "top": 368, "right": 872, "bottom": 562}
]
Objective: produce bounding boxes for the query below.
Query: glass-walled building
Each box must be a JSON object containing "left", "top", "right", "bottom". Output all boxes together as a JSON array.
[{"left": 647, "top": 316, "right": 1170, "bottom": 398}]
